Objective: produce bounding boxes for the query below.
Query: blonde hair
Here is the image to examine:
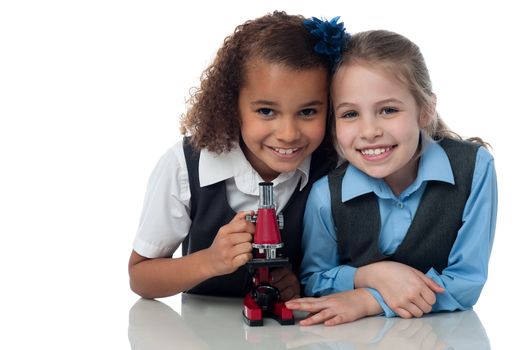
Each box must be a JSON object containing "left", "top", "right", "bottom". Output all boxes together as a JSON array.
[{"left": 334, "top": 30, "right": 487, "bottom": 147}]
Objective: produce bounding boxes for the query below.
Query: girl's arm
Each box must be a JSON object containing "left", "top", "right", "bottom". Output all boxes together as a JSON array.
[
  {"left": 129, "top": 250, "right": 211, "bottom": 299},
  {"left": 129, "top": 144, "right": 254, "bottom": 298},
  {"left": 301, "top": 178, "right": 440, "bottom": 318},
  {"left": 129, "top": 211, "right": 254, "bottom": 298},
  {"left": 426, "top": 148, "right": 497, "bottom": 311}
]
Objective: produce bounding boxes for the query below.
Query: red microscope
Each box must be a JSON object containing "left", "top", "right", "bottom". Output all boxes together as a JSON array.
[{"left": 243, "top": 182, "right": 294, "bottom": 326}]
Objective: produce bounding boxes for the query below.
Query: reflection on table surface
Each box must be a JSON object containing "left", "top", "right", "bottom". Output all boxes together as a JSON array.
[{"left": 128, "top": 294, "right": 490, "bottom": 350}]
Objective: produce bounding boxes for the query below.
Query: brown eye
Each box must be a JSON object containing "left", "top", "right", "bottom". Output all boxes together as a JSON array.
[
  {"left": 257, "top": 108, "right": 274, "bottom": 117},
  {"left": 299, "top": 108, "right": 317, "bottom": 117}
]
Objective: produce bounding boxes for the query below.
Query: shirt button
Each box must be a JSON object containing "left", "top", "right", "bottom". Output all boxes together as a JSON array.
[{"left": 397, "top": 202, "right": 404, "bottom": 209}]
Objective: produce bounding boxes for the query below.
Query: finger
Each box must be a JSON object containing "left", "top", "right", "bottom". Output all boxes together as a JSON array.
[
  {"left": 421, "top": 287, "right": 437, "bottom": 306},
  {"left": 231, "top": 252, "right": 252, "bottom": 267},
  {"left": 230, "top": 241, "right": 253, "bottom": 256},
  {"left": 232, "top": 210, "right": 253, "bottom": 222},
  {"left": 225, "top": 219, "right": 256, "bottom": 235},
  {"left": 223, "top": 211, "right": 256, "bottom": 232},
  {"left": 299, "top": 309, "right": 333, "bottom": 326},
  {"left": 216, "top": 223, "right": 252, "bottom": 241},
  {"left": 299, "top": 317, "right": 318, "bottom": 326},
  {"left": 227, "top": 232, "right": 253, "bottom": 245},
  {"left": 403, "top": 302, "right": 424, "bottom": 318},
  {"left": 286, "top": 297, "right": 326, "bottom": 311},
  {"left": 412, "top": 295, "right": 433, "bottom": 314},
  {"left": 325, "top": 314, "right": 348, "bottom": 326},
  {"left": 424, "top": 278, "right": 444, "bottom": 293},
  {"left": 416, "top": 272, "right": 445, "bottom": 293},
  {"left": 394, "top": 301, "right": 424, "bottom": 318},
  {"left": 394, "top": 307, "right": 413, "bottom": 319}
]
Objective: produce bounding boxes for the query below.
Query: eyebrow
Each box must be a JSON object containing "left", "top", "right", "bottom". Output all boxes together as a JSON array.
[
  {"left": 334, "top": 102, "right": 355, "bottom": 112},
  {"left": 376, "top": 98, "right": 404, "bottom": 105},
  {"left": 335, "top": 98, "right": 404, "bottom": 111},
  {"left": 250, "top": 100, "right": 324, "bottom": 108}
]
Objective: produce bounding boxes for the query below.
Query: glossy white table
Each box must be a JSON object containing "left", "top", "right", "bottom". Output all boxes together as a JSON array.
[{"left": 128, "top": 294, "right": 490, "bottom": 349}]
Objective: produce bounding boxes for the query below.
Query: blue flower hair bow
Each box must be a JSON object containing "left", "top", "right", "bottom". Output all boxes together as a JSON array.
[{"left": 304, "top": 16, "right": 347, "bottom": 67}]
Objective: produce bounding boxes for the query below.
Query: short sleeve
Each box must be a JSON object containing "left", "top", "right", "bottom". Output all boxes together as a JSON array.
[{"left": 132, "top": 141, "right": 192, "bottom": 258}]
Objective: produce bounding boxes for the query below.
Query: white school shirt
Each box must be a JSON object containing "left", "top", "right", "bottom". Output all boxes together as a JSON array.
[{"left": 133, "top": 139, "right": 311, "bottom": 258}]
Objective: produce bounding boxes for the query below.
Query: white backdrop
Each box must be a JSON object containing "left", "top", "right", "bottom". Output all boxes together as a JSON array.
[{"left": 1, "top": 0, "right": 523, "bottom": 348}]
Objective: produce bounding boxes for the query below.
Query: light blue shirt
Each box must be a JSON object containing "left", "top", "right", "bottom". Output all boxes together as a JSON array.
[{"left": 301, "top": 140, "right": 497, "bottom": 317}]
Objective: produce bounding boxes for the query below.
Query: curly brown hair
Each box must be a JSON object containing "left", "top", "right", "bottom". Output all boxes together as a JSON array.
[{"left": 180, "top": 11, "right": 332, "bottom": 153}]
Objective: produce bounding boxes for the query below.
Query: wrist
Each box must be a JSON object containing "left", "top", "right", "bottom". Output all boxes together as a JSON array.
[
  {"left": 196, "top": 249, "right": 218, "bottom": 279},
  {"left": 357, "top": 288, "right": 383, "bottom": 316}
]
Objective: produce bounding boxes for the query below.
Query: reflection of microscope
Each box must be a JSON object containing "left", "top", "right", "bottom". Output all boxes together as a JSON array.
[{"left": 243, "top": 182, "right": 294, "bottom": 326}]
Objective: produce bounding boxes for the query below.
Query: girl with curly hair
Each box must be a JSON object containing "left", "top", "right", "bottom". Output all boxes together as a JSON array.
[{"left": 129, "top": 12, "right": 341, "bottom": 299}]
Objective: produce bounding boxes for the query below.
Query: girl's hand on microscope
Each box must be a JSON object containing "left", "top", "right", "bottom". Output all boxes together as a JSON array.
[
  {"left": 206, "top": 211, "right": 255, "bottom": 276},
  {"left": 271, "top": 268, "right": 301, "bottom": 301}
]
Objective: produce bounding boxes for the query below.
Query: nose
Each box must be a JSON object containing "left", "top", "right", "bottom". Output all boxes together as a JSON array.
[
  {"left": 275, "top": 116, "right": 301, "bottom": 143},
  {"left": 360, "top": 116, "right": 382, "bottom": 140}
]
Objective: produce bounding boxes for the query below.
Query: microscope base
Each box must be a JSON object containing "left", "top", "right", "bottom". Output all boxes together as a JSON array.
[{"left": 242, "top": 294, "right": 294, "bottom": 326}]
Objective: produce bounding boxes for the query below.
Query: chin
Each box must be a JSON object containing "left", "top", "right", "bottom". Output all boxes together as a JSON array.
[
  {"left": 272, "top": 162, "right": 301, "bottom": 175},
  {"left": 358, "top": 166, "right": 388, "bottom": 179},
  {"left": 273, "top": 165, "right": 298, "bottom": 174}
]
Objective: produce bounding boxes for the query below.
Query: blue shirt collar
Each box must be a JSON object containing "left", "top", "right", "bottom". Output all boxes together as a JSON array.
[{"left": 341, "top": 138, "right": 455, "bottom": 202}]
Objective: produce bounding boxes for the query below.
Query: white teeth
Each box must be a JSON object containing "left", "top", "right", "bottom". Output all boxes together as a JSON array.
[
  {"left": 361, "top": 147, "right": 389, "bottom": 156},
  {"left": 274, "top": 147, "right": 298, "bottom": 155}
]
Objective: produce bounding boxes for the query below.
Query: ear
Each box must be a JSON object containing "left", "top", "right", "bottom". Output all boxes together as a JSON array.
[{"left": 418, "top": 93, "right": 437, "bottom": 128}]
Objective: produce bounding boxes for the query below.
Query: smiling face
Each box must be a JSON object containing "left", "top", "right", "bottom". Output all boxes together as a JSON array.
[
  {"left": 332, "top": 62, "right": 430, "bottom": 195},
  {"left": 238, "top": 60, "right": 328, "bottom": 181}
]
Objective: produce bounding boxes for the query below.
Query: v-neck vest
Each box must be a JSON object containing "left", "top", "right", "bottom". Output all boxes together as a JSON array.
[
  {"left": 182, "top": 138, "right": 335, "bottom": 296},
  {"left": 328, "top": 138, "right": 480, "bottom": 274}
]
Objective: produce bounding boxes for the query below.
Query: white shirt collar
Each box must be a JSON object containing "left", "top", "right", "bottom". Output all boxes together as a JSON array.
[{"left": 199, "top": 143, "right": 311, "bottom": 193}]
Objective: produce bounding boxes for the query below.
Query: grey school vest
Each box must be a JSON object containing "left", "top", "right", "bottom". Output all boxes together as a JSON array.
[
  {"left": 328, "top": 138, "right": 480, "bottom": 273},
  {"left": 182, "top": 138, "right": 335, "bottom": 296}
]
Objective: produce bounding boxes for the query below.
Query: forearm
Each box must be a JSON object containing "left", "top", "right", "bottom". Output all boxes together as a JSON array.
[{"left": 129, "top": 250, "right": 214, "bottom": 299}]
